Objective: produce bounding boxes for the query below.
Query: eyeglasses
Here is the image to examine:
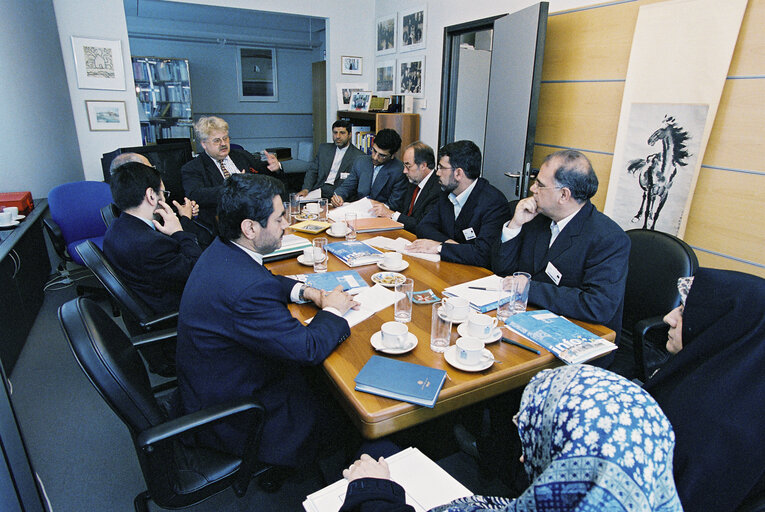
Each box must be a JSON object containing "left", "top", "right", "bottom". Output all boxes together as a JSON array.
[
  {"left": 159, "top": 189, "right": 171, "bottom": 201},
  {"left": 403, "top": 161, "right": 415, "bottom": 169},
  {"left": 371, "top": 147, "right": 392, "bottom": 160},
  {"left": 209, "top": 135, "right": 230, "bottom": 145},
  {"left": 532, "top": 180, "right": 562, "bottom": 191},
  {"left": 437, "top": 164, "right": 453, "bottom": 171}
]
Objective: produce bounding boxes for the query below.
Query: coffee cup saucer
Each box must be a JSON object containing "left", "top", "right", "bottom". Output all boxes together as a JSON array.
[
  {"left": 444, "top": 345, "right": 494, "bottom": 372},
  {"left": 370, "top": 331, "right": 418, "bottom": 354},
  {"left": 377, "top": 260, "right": 409, "bottom": 272},
  {"left": 327, "top": 228, "right": 348, "bottom": 238},
  {"left": 13, "top": 215, "right": 25, "bottom": 221},
  {"left": 297, "top": 254, "right": 325, "bottom": 266},
  {"left": 0, "top": 220, "right": 20, "bottom": 229},
  {"left": 437, "top": 306, "right": 468, "bottom": 324},
  {"left": 456, "top": 323, "right": 502, "bottom": 343}
]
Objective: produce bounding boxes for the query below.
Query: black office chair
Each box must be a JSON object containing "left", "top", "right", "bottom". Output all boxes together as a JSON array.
[
  {"left": 100, "top": 203, "right": 121, "bottom": 229},
  {"left": 59, "top": 297, "right": 267, "bottom": 511},
  {"left": 622, "top": 229, "right": 699, "bottom": 381}
]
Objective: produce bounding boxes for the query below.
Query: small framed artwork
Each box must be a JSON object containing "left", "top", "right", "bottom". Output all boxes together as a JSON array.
[
  {"left": 398, "top": 56, "right": 425, "bottom": 96},
  {"left": 341, "top": 56, "right": 363, "bottom": 75},
  {"left": 376, "top": 60, "right": 396, "bottom": 94},
  {"left": 237, "top": 47, "right": 278, "bottom": 102},
  {"left": 336, "top": 82, "right": 369, "bottom": 110},
  {"left": 398, "top": 6, "right": 427, "bottom": 53},
  {"left": 85, "top": 100, "right": 129, "bottom": 131},
  {"left": 71, "top": 37, "right": 126, "bottom": 90},
  {"left": 376, "top": 15, "right": 396, "bottom": 56},
  {"left": 350, "top": 91, "right": 373, "bottom": 112}
]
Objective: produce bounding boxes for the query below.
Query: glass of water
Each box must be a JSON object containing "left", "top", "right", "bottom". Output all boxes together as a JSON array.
[
  {"left": 394, "top": 278, "right": 414, "bottom": 323},
  {"left": 497, "top": 272, "right": 531, "bottom": 324},
  {"left": 318, "top": 198, "right": 329, "bottom": 221},
  {"left": 289, "top": 193, "right": 300, "bottom": 223},
  {"left": 430, "top": 299, "right": 452, "bottom": 352},
  {"left": 345, "top": 212, "right": 357, "bottom": 241},
  {"left": 313, "top": 237, "right": 328, "bottom": 273}
]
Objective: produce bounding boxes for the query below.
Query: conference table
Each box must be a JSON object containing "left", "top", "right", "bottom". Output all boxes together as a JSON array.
[{"left": 266, "top": 228, "right": 615, "bottom": 440}]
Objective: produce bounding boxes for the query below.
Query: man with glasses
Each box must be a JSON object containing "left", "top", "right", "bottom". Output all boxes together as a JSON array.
[
  {"left": 331, "top": 128, "right": 408, "bottom": 208},
  {"left": 491, "top": 150, "right": 630, "bottom": 366}
]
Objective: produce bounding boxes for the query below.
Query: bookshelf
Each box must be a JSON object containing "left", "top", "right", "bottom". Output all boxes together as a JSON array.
[
  {"left": 336, "top": 112, "right": 420, "bottom": 160},
  {"left": 132, "top": 56, "right": 193, "bottom": 145}
]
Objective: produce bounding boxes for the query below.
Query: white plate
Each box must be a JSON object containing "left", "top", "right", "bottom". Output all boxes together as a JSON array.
[
  {"left": 444, "top": 345, "right": 494, "bottom": 372},
  {"left": 326, "top": 228, "right": 348, "bottom": 238},
  {"left": 437, "top": 306, "right": 469, "bottom": 324},
  {"left": 14, "top": 215, "right": 25, "bottom": 221},
  {"left": 0, "top": 220, "right": 20, "bottom": 228},
  {"left": 456, "top": 323, "right": 502, "bottom": 343},
  {"left": 377, "top": 260, "right": 409, "bottom": 272},
  {"left": 294, "top": 213, "right": 319, "bottom": 221},
  {"left": 371, "top": 272, "right": 406, "bottom": 288},
  {"left": 297, "top": 254, "right": 326, "bottom": 266},
  {"left": 370, "top": 331, "right": 418, "bottom": 354}
]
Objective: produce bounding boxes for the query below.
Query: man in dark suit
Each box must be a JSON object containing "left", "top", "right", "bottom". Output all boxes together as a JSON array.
[
  {"left": 298, "top": 120, "right": 365, "bottom": 199},
  {"left": 181, "top": 115, "right": 283, "bottom": 232},
  {"left": 408, "top": 140, "right": 511, "bottom": 268},
  {"left": 331, "top": 128, "right": 408, "bottom": 209},
  {"left": 491, "top": 149, "right": 630, "bottom": 357},
  {"left": 369, "top": 141, "right": 440, "bottom": 234},
  {"left": 177, "top": 174, "right": 359, "bottom": 468}
]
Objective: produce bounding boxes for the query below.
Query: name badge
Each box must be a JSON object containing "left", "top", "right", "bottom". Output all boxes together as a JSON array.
[
  {"left": 340, "top": 172, "right": 350, "bottom": 179},
  {"left": 545, "top": 262, "right": 562, "bottom": 285},
  {"left": 462, "top": 227, "right": 477, "bottom": 241}
]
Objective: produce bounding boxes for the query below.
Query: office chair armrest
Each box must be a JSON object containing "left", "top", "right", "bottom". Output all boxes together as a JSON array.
[
  {"left": 635, "top": 315, "right": 667, "bottom": 340},
  {"left": 136, "top": 399, "right": 265, "bottom": 449},
  {"left": 139, "top": 310, "right": 179, "bottom": 330},
  {"left": 131, "top": 328, "right": 177, "bottom": 349}
]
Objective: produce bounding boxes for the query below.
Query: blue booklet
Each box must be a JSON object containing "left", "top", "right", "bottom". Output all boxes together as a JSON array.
[
  {"left": 290, "top": 270, "right": 369, "bottom": 294},
  {"left": 326, "top": 241, "right": 383, "bottom": 267},
  {"left": 504, "top": 310, "right": 616, "bottom": 365},
  {"left": 355, "top": 356, "right": 447, "bottom": 408}
]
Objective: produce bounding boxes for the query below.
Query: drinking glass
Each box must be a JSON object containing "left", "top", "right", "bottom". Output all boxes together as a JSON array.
[
  {"left": 497, "top": 272, "right": 531, "bottom": 324},
  {"left": 313, "top": 237, "right": 328, "bottom": 273},
  {"left": 394, "top": 278, "right": 414, "bottom": 323},
  {"left": 318, "top": 198, "right": 329, "bottom": 222},
  {"left": 430, "top": 299, "right": 452, "bottom": 352},
  {"left": 289, "top": 193, "right": 300, "bottom": 223},
  {"left": 345, "top": 212, "right": 357, "bottom": 241}
]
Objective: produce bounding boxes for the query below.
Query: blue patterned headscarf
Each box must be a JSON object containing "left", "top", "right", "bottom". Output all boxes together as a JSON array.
[{"left": 432, "top": 365, "right": 682, "bottom": 512}]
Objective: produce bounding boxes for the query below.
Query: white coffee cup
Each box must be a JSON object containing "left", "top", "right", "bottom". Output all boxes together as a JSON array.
[
  {"left": 467, "top": 313, "right": 498, "bottom": 338},
  {"left": 383, "top": 252, "right": 403, "bottom": 268},
  {"left": 0, "top": 211, "right": 13, "bottom": 225},
  {"left": 456, "top": 337, "right": 487, "bottom": 366},
  {"left": 304, "top": 202, "right": 320, "bottom": 215},
  {"left": 3, "top": 207, "right": 18, "bottom": 219},
  {"left": 443, "top": 296, "right": 470, "bottom": 321},
  {"left": 330, "top": 221, "right": 346, "bottom": 235},
  {"left": 381, "top": 321, "right": 409, "bottom": 349},
  {"left": 302, "top": 247, "right": 316, "bottom": 262}
]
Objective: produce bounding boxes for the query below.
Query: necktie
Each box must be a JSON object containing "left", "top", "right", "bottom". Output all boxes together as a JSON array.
[
  {"left": 219, "top": 159, "right": 231, "bottom": 179},
  {"left": 549, "top": 222, "right": 559, "bottom": 247},
  {"left": 407, "top": 186, "right": 420, "bottom": 215}
]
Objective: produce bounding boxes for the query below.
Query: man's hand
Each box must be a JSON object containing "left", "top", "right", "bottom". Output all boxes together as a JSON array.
[
  {"left": 173, "top": 198, "right": 195, "bottom": 219},
  {"left": 508, "top": 197, "right": 539, "bottom": 229},
  {"left": 406, "top": 239, "right": 442, "bottom": 254},
  {"left": 153, "top": 201, "right": 183, "bottom": 235},
  {"left": 305, "top": 285, "right": 359, "bottom": 315},
  {"left": 331, "top": 194, "right": 344, "bottom": 207},
  {"left": 297, "top": 189, "right": 309, "bottom": 197},
  {"left": 370, "top": 199, "right": 394, "bottom": 219},
  {"left": 343, "top": 454, "right": 391, "bottom": 483},
  {"left": 264, "top": 151, "right": 282, "bottom": 172}
]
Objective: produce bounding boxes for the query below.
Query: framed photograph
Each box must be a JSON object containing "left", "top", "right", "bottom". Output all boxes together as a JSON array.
[
  {"left": 398, "top": 6, "right": 427, "bottom": 53},
  {"left": 398, "top": 56, "right": 425, "bottom": 96},
  {"left": 85, "top": 100, "right": 129, "bottom": 131},
  {"left": 376, "top": 15, "right": 397, "bottom": 56},
  {"left": 237, "top": 47, "right": 278, "bottom": 102},
  {"left": 71, "top": 37, "right": 125, "bottom": 90},
  {"left": 341, "top": 56, "right": 363, "bottom": 75},
  {"left": 336, "top": 82, "right": 369, "bottom": 110},
  {"left": 349, "top": 91, "right": 373, "bottom": 112},
  {"left": 376, "top": 60, "right": 396, "bottom": 94}
]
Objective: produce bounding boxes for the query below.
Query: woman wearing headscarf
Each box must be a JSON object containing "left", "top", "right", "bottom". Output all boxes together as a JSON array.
[
  {"left": 644, "top": 268, "right": 765, "bottom": 511},
  {"left": 340, "top": 365, "right": 683, "bottom": 511}
]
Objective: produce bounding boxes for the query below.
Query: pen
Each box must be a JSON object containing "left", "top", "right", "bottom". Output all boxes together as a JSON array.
[
  {"left": 468, "top": 286, "right": 500, "bottom": 291},
  {"left": 501, "top": 337, "right": 541, "bottom": 355}
]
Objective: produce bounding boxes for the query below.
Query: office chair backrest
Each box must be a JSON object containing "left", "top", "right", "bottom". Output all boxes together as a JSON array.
[
  {"left": 100, "top": 203, "right": 121, "bottom": 229},
  {"left": 48, "top": 181, "right": 113, "bottom": 245}
]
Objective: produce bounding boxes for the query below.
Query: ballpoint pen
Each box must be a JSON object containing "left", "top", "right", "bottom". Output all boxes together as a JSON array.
[
  {"left": 501, "top": 337, "right": 541, "bottom": 355},
  {"left": 468, "top": 286, "right": 500, "bottom": 291}
]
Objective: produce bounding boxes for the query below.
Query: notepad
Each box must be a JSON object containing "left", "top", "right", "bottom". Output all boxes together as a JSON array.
[{"left": 354, "top": 356, "right": 447, "bottom": 408}]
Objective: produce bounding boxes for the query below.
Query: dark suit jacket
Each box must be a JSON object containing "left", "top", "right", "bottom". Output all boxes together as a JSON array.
[
  {"left": 333, "top": 156, "right": 408, "bottom": 207},
  {"left": 102, "top": 213, "right": 202, "bottom": 314},
  {"left": 416, "top": 178, "right": 511, "bottom": 268},
  {"left": 393, "top": 171, "right": 441, "bottom": 234},
  {"left": 490, "top": 201, "right": 630, "bottom": 349},
  {"left": 181, "top": 148, "right": 282, "bottom": 230},
  {"left": 301, "top": 143, "right": 365, "bottom": 197},
  {"left": 177, "top": 238, "right": 350, "bottom": 467}
]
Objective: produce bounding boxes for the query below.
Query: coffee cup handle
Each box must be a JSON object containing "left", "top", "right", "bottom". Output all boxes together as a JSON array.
[{"left": 490, "top": 317, "right": 498, "bottom": 329}]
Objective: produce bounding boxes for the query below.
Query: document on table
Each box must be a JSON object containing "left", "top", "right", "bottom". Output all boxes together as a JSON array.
[
  {"left": 303, "top": 447, "right": 472, "bottom": 512},
  {"left": 328, "top": 198, "right": 376, "bottom": 222},
  {"left": 299, "top": 188, "right": 322, "bottom": 202},
  {"left": 365, "top": 236, "right": 441, "bottom": 262},
  {"left": 306, "top": 284, "right": 402, "bottom": 327}
]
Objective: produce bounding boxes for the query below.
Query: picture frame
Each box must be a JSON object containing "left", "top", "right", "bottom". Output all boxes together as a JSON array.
[
  {"left": 398, "top": 56, "right": 425, "bottom": 96},
  {"left": 71, "top": 37, "right": 126, "bottom": 90},
  {"left": 85, "top": 100, "right": 129, "bottom": 131},
  {"left": 336, "top": 82, "right": 369, "bottom": 110},
  {"left": 398, "top": 6, "right": 427, "bottom": 53},
  {"left": 341, "top": 56, "right": 363, "bottom": 75},
  {"left": 376, "top": 15, "right": 397, "bottom": 56},
  {"left": 237, "top": 47, "right": 278, "bottom": 102},
  {"left": 349, "top": 91, "right": 373, "bottom": 112},
  {"left": 375, "top": 60, "right": 396, "bottom": 94}
]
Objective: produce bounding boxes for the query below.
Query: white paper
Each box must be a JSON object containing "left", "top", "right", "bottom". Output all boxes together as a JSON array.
[
  {"left": 306, "top": 284, "right": 403, "bottom": 327},
  {"left": 299, "top": 188, "right": 322, "bottom": 202},
  {"left": 365, "top": 236, "right": 441, "bottom": 262},
  {"left": 443, "top": 274, "right": 504, "bottom": 309},
  {"left": 328, "top": 198, "right": 376, "bottom": 222}
]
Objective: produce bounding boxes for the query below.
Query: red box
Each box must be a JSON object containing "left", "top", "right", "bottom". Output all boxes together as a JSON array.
[{"left": 0, "top": 192, "right": 34, "bottom": 215}]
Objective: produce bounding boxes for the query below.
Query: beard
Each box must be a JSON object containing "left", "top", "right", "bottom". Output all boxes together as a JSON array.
[{"left": 440, "top": 179, "right": 458, "bottom": 193}]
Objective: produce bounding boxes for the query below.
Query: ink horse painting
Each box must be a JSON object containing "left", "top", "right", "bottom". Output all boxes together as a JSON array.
[{"left": 607, "top": 103, "right": 707, "bottom": 236}]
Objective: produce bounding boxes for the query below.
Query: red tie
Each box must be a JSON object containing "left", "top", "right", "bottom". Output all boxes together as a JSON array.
[{"left": 407, "top": 186, "right": 420, "bottom": 215}]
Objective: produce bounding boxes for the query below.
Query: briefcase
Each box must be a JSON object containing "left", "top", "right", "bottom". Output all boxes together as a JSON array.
[{"left": 0, "top": 192, "right": 34, "bottom": 215}]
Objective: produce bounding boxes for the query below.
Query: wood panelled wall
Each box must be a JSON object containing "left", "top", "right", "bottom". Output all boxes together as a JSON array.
[{"left": 531, "top": 0, "right": 765, "bottom": 278}]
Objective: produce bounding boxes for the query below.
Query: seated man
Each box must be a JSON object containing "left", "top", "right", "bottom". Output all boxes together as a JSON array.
[
  {"left": 491, "top": 150, "right": 630, "bottom": 355},
  {"left": 103, "top": 160, "right": 202, "bottom": 315},
  {"left": 181, "top": 115, "right": 283, "bottom": 231},
  {"left": 369, "top": 141, "right": 440, "bottom": 234},
  {"left": 408, "top": 140, "right": 511, "bottom": 268},
  {"left": 177, "top": 174, "right": 359, "bottom": 468},
  {"left": 297, "top": 119, "right": 365, "bottom": 199},
  {"left": 331, "top": 128, "right": 408, "bottom": 209}
]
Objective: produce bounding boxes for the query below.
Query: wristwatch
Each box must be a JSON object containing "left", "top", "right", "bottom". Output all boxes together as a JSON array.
[{"left": 298, "top": 284, "right": 308, "bottom": 302}]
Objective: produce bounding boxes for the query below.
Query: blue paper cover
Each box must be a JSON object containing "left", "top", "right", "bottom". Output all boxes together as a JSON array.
[{"left": 354, "top": 356, "right": 447, "bottom": 408}]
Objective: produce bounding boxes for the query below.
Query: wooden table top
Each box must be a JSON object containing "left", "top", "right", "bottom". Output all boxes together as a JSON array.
[{"left": 266, "top": 228, "right": 615, "bottom": 439}]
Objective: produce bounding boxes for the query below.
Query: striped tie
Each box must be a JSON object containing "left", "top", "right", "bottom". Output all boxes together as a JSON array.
[{"left": 219, "top": 159, "right": 231, "bottom": 179}]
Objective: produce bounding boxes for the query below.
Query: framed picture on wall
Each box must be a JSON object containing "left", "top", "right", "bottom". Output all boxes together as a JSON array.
[
  {"left": 71, "top": 37, "right": 126, "bottom": 90},
  {"left": 341, "top": 56, "right": 363, "bottom": 75},
  {"left": 350, "top": 91, "right": 373, "bottom": 112},
  {"left": 398, "top": 6, "right": 426, "bottom": 53},
  {"left": 85, "top": 100, "right": 129, "bottom": 131},
  {"left": 337, "top": 82, "right": 369, "bottom": 110},
  {"left": 376, "top": 15, "right": 396, "bottom": 56},
  {"left": 376, "top": 60, "right": 396, "bottom": 94},
  {"left": 237, "top": 47, "right": 278, "bottom": 101},
  {"left": 398, "top": 56, "right": 425, "bottom": 96}
]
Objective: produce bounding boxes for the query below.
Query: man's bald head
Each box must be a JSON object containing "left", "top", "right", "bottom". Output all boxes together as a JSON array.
[{"left": 110, "top": 152, "right": 151, "bottom": 175}]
